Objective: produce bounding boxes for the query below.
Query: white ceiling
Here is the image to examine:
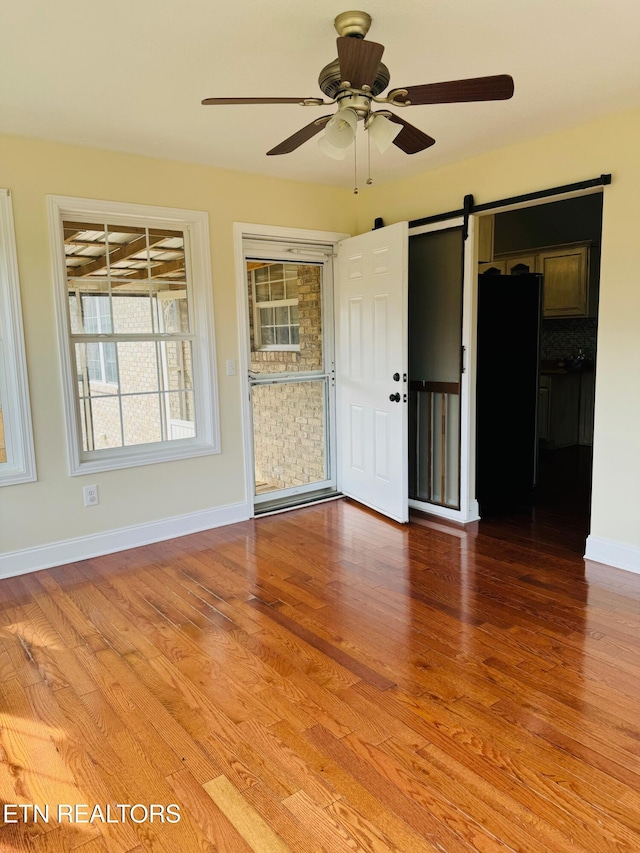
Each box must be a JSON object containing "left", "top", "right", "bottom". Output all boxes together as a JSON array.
[{"left": 2, "top": 0, "right": 640, "bottom": 187}]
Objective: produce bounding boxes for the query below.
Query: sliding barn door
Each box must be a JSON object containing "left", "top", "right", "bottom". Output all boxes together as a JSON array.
[{"left": 335, "top": 222, "right": 409, "bottom": 523}]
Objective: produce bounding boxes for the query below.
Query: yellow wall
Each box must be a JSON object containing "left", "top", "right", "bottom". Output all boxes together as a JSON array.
[
  {"left": 357, "top": 107, "right": 640, "bottom": 552},
  {"left": 3, "top": 106, "right": 640, "bottom": 562},
  {"left": 0, "top": 134, "right": 356, "bottom": 555}
]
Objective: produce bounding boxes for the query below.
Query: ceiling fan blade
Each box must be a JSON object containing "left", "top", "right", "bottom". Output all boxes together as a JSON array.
[
  {"left": 267, "top": 115, "right": 333, "bottom": 155},
  {"left": 336, "top": 37, "right": 384, "bottom": 88},
  {"left": 389, "top": 74, "right": 514, "bottom": 106},
  {"left": 387, "top": 114, "right": 436, "bottom": 154},
  {"left": 202, "top": 97, "right": 319, "bottom": 105}
]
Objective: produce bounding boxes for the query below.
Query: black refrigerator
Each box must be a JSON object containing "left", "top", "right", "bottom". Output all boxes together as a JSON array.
[{"left": 476, "top": 273, "right": 543, "bottom": 514}]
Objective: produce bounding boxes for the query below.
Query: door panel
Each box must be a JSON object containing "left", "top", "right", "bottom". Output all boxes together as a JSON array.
[{"left": 336, "top": 222, "right": 408, "bottom": 523}]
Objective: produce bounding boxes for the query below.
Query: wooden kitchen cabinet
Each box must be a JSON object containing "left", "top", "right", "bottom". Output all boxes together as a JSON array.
[
  {"left": 538, "top": 372, "right": 581, "bottom": 449},
  {"left": 477, "top": 215, "right": 495, "bottom": 263},
  {"left": 505, "top": 255, "right": 537, "bottom": 275},
  {"left": 537, "top": 244, "right": 589, "bottom": 318},
  {"left": 479, "top": 255, "right": 536, "bottom": 276},
  {"left": 478, "top": 260, "right": 506, "bottom": 275},
  {"left": 479, "top": 242, "right": 591, "bottom": 319}
]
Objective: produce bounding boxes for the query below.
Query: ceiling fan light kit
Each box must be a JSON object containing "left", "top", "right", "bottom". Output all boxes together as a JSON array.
[
  {"left": 325, "top": 107, "right": 358, "bottom": 148},
  {"left": 318, "top": 134, "right": 348, "bottom": 160},
  {"left": 202, "top": 10, "right": 515, "bottom": 188},
  {"left": 367, "top": 113, "right": 402, "bottom": 154}
]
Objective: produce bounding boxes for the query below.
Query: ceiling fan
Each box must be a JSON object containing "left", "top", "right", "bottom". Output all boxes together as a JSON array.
[{"left": 202, "top": 10, "right": 514, "bottom": 160}]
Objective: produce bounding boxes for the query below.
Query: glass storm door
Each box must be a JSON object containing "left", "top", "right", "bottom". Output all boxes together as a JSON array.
[{"left": 244, "top": 243, "right": 336, "bottom": 509}]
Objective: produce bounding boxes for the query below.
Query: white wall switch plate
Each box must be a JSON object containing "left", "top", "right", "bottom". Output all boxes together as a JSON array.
[{"left": 226, "top": 359, "right": 236, "bottom": 376}]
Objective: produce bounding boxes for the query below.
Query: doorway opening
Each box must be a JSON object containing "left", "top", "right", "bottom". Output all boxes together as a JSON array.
[
  {"left": 242, "top": 241, "right": 338, "bottom": 515},
  {"left": 475, "top": 192, "right": 603, "bottom": 552}
]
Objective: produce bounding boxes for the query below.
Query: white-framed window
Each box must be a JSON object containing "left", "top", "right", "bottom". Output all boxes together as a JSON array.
[
  {"left": 0, "top": 189, "right": 37, "bottom": 486},
  {"left": 251, "top": 263, "right": 300, "bottom": 351},
  {"left": 48, "top": 196, "right": 219, "bottom": 475}
]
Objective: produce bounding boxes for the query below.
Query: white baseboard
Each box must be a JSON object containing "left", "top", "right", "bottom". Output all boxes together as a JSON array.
[
  {"left": 584, "top": 535, "right": 640, "bottom": 575},
  {"left": 0, "top": 501, "right": 251, "bottom": 580}
]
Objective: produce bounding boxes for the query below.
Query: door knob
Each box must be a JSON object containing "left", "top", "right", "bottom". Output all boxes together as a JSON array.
[
  {"left": 393, "top": 372, "right": 400, "bottom": 382},
  {"left": 389, "top": 393, "right": 401, "bottom": 402}
]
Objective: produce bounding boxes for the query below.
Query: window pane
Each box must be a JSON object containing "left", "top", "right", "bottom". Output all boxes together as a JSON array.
[
  {"left": 270, "top": 281, "right": 285, "bottom": 301},
  {"left": 285, "top": 278, "right": 299, "bottom": 299},
  {"left": 261, "top": 327, "right": 275, "bottom": 346},
  {"left": 86, "top": 342, "right": 102, "bottom": 382},
  {"left": 117, "top": 342, "right": 159, "bottom": 393},
  {"left": 284, "top": 265, "right": 298, "bottom": 279},
  {"left": 165, "top": 391, "right": 196, "bottom": 440},
  {"left": 251, "top": 380, "right": 327, "bottom": 493},
  {"left": 275, "top": 306, "right": 289, "bottom": 325},
  {"left": 122, "top": 394, "right": 162, "bottom": 446},
  {"left": 104, "top": 343, "right": 118, "bottom": 384},
  {"left": 150, "top": 233, "right": 186, "bottom": 284},
  {"left": 254, "top": 266, "right": 268, "bottom": 284},
  {"left": 155, "top": 290, "right": 189, "bottom": 333},
  {"left": 111, "top": 291, "right": 154, "bottom": 334},
  {"left": 275, "top": 326, "right": 290, "bottom": 345},
  {"left": 255, "top": 283, "right": 270, "bottom": 303},
  {"left": 64, "top": 221, "right": 108, "bottom": 282},
  {"left": 87, "top": 396, "right": 123, "bottom": 449},
  {"left": 290, "top": 305, "right": 299, "bottom": 324},
  {"left": 290, "top": 326, "right": 300, "bottom": 345},
  {"left": 260, "top": 307, "right": 274, "bottom": 326},
  {"left": 80, "top": 293, "right": 112, "bottom": 334},
  {"left": 269, "top": 264, "right": 284, "bottom": 281},
  {"left": 107, "top": 224, "right": 148, "bottom": 282},
  {"left": 75, "top": 344, "right": 118, "bottom": 396},
  {"left": 162, "top": 341, "right": 193, "bottom": 391}
]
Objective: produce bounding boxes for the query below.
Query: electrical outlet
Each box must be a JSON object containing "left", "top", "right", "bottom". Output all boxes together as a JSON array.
[
  {"left": 226, "top": 359, "right": 236, "bottom": 376},
  {"left": 83, "top": 484, "right": 99, "bottom": 507}
]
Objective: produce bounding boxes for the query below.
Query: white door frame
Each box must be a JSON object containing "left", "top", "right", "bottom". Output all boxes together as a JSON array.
[
  {"left": 408, "top": 216, "right": 480, "bottom": 524},
  {"left": 233, "top": 223, "right": 349, "bottom": 517}
]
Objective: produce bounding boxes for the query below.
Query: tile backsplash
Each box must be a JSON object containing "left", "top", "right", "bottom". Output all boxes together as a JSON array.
[{"left": 540, "top": 317, "right": 598, "bottom": 361}]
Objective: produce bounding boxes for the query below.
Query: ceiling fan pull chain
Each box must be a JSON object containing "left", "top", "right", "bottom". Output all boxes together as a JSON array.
[{"left": 366, "top": 130, "right": 373, "bottom": 186}]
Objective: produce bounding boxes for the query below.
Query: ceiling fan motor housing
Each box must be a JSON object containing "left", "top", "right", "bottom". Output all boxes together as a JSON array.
[{"left": 318, "top": 58, "right": 390, "bottom": 99}]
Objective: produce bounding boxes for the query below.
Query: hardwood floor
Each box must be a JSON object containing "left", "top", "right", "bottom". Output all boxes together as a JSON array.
[{"left": 1, "top": 499, "right": 640, "bottom": 851}]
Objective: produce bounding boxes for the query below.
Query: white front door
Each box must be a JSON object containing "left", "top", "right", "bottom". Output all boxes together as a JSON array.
[{"left": 336, "top": 222, "right": 409, "bottom": 523}]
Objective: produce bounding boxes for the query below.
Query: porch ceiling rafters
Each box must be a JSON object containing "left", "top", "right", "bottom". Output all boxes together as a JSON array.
[{"left": 64, "top": 223, "right": 186, "bottom": 281}]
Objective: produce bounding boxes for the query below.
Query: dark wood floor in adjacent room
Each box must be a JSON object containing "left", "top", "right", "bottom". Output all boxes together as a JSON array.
[{"left": 1, "top": 499, "right": 640, "bottom": 852}]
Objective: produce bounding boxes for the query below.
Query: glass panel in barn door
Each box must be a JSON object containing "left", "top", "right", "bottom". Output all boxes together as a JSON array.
[
  {"left": 408, "top": 226, "right": 464, "bottom": 510},
  {"left": 245, "top": 257, "right": 335, "bottom": 507}
]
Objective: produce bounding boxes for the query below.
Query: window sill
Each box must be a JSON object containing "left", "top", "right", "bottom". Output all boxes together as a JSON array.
[{"left": 70, "top": 438, "right": 219, "bottom": 476}]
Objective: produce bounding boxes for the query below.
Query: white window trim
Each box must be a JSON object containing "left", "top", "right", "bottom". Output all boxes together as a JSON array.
[
  {"left": 0, "top": 189, "right": 36, "bottom": 486},
  {"left": 48, "top": 195, "right": 219, "bottom": 476}
]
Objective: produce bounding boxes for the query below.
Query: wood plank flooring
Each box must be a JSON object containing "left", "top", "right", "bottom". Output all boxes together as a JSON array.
[{"left": 1, "top": 498, "right": 640, "bottom": 851}]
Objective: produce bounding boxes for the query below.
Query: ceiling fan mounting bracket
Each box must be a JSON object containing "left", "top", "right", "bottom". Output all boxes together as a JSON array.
[{"left": 333, "top": 11, "right": 372, "bottom": 39}]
